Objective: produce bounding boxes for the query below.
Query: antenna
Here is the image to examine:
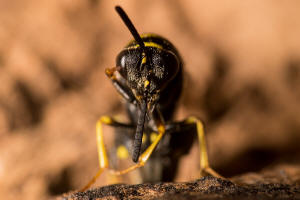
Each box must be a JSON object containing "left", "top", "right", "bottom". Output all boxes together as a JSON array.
[
  {"left": 115, "top": 6, "right": 145, "bottom": 50},
  {"left": 115, "top": 6, "right": 147, "bottom": 162},
  {"left": 132, "top": 100, "right": 147, "bottom": 162}
]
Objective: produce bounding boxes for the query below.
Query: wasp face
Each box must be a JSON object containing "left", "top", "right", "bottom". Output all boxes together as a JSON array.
[{"left": 116, "top": 46, "right": 180, "bottom": 110}]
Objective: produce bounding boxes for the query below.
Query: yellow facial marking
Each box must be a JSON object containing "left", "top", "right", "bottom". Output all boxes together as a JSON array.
[
  {"left": 144, "top": 80, "right": 150, "bottom": 88},
  {"left": 141, "top": 52, "right": 147, "bottom": 65},
  {"left": 142, "top": 133, "right": 147, "bottom": 144},
  {"left": 100, "top": 116, "right": 112, "bottom": 124},
  {"left": 117, "top": 145, "right": 129, "bottom": 160},
  {"left": 150, "top": 132, "right": 158, "bottom": 143}
]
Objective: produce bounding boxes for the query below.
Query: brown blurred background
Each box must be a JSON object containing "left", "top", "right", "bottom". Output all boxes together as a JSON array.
[{"left": 1, "top": 0, "right": 300, "bottom": 199}]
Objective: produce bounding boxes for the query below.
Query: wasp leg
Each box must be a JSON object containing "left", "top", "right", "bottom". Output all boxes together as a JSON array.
[
  {"left": 185, "top": 117, "right": 223, "bottom": 178},
  {"left": 80, "top": 116, "right": 134, "bottom": 192},
  {"left": 108, "top": 125, "right": 165, "bottom": 176},
  {"left": 105, "top": 67, "right": 136, "bottom": 104}
]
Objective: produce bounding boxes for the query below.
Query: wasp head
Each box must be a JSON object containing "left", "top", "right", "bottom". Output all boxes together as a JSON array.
[{"left": 116, "top": 46, "right": 179, "bottom": 111}]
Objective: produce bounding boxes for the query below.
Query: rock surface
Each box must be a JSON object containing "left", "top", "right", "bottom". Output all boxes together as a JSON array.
[
  {"left": 60, "top": 165, "right": 300, "bottom": 200},
  {"left": 61, "top": 176, "right": 300, "bottom": 200}
]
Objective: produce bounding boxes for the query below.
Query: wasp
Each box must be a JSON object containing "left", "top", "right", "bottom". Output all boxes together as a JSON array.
[{"left": 81, "top": 6, "right": 221, "bottom": 191}]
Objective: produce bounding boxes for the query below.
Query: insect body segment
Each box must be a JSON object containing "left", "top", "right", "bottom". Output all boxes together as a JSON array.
[{"left": 80, "top": 6, "right": 222, "bottom": 191}]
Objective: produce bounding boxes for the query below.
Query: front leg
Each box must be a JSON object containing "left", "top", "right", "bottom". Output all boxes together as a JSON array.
[
  {"left": 80, "top": 116, "right": 134, "bottom": 192},
  {"left": 105, "top": 67, "right": 136, "bottom": 104}
]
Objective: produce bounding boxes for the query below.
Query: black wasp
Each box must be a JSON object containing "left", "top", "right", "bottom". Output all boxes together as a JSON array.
[{"left": 81, "top": 6, "right": 221, "bottom": 191}]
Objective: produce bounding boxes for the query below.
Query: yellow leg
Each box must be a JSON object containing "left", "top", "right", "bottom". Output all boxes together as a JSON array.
[
  {"left": 80, "top": 116, "right": 113, "bottom": 191},
  {"left": 185, "top": 117, "right": 223, "bottom": 178},
  {"left": 80, "top": 117, "right": 165, "bottom": 191},
  {"left": 109, "top": 125, "right": 165, "bottom": 176}
]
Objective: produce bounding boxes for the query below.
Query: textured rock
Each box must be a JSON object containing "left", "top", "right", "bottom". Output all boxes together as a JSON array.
[{"left": 60, "top": 176, "right": 300, "bottom": 200}]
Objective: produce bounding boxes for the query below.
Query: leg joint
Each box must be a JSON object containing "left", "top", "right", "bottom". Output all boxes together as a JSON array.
[
  {"left": 99, "top": 116, "right": 113, "bottom": 125},
  {"left": 185, "top": 116, "right": 204, "bottom": 128}
]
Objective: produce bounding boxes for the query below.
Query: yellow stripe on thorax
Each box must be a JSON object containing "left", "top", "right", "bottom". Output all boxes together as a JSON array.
[
  {"left": 140, "top": 33, "right": 160, "bottom": 39},
  {"left": 126, "top": 42, "right": 163, "bottom": 50}
]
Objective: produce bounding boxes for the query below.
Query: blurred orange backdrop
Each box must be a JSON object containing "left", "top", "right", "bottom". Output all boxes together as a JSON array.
[{"left": 1, "top": 1, "right": 300, "bottom": 199}]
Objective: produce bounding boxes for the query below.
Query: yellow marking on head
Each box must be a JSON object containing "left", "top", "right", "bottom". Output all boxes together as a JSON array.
[
  {"left": 142, "top": 134, "right": 147, "bottom": 144},
  {"left": 117, "top": 145, "right": 129, "bottom": 160},
  {"left": 100, "top": 116, "right": 112, "bottom": 124},
  {"left": 150, "top": 132, "right": 158, "bottom": 143},
  {"left": 142, "top": 56, "right": 147, "bottom": 64},
  {"left": 144, "top": 80, "right": 150, "bottom": 88}
]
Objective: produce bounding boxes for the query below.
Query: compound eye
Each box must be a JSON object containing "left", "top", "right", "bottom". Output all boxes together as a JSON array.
[
  {"left": 116, "top": 50, "right": 141, "bottom": 79},
  {"left": 152, "top": 51, "right": 180, "bottom": 88},
  {"left": 120, "top": 56, "right": 126, "bottom": 68}
]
